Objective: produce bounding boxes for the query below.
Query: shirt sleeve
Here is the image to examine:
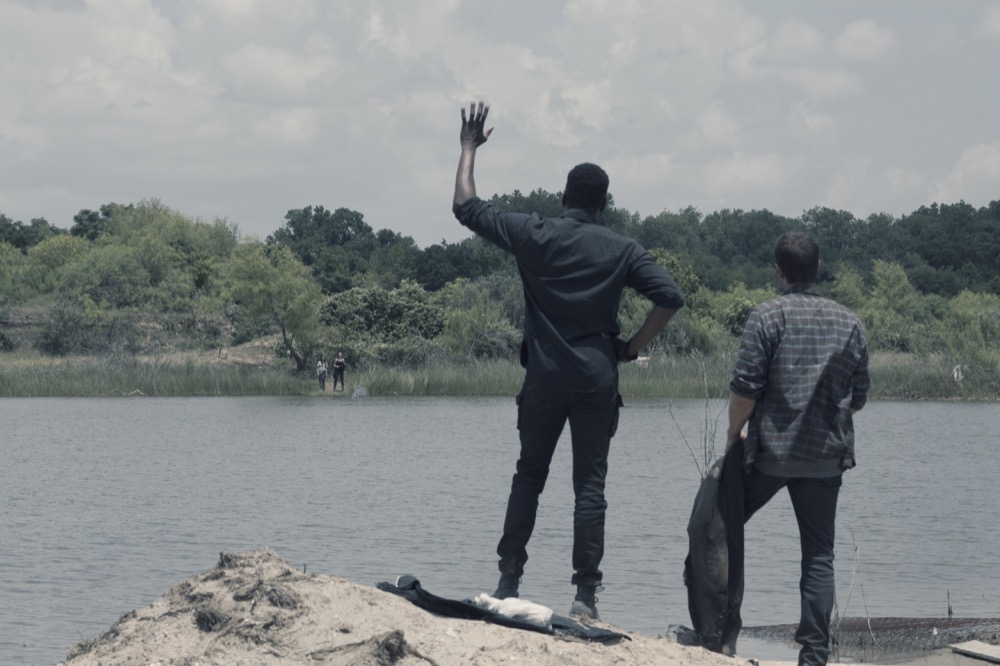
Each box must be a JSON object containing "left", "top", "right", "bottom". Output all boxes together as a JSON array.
[
  {"left": 730, "top": 308, "right": 770, "bottom": 400},
  {"left": 850, "top": 326, "right": 870, "bottom": 410},
  {"left": 453, "top": 197, "right": 528, "bottom": 253},
  {"left": 625, "top": 249, "right": 685, "bottom": 309}
]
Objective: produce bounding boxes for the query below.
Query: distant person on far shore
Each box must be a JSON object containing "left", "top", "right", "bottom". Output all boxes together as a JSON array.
[
  {"left": 726, "top": 232, "right": 870, "bottom": 666},
  {"left": 332, "top": 352, "right": 346, "bottom": 392},
  {"left": 316, "top": 355, "right": 328, "bottom": 391}
]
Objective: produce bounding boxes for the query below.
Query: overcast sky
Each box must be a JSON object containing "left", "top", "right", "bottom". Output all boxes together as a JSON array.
[{"left": 3, "top": 0, "right": 1000, "bottom": 247}]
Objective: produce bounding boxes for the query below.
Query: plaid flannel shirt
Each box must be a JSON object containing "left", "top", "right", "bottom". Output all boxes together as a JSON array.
[{"left": 731, "top": 284, "right": 870, "bottom": 477}]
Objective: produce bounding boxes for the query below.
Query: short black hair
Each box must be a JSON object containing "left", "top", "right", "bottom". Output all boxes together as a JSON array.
[
  {"left": 563, "top": 163, "right": 609, "bottom": 213},
  {"left": 774, "top": 231, "right": 820, "bottom": 284}
]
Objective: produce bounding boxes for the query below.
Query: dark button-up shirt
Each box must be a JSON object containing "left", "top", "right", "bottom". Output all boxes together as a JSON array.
[
  {"left": 453, "top": 197, "right": 684, "bottom": 391},
  {"left": 730, "top": 284, "right": 869, "bottom": 477}
]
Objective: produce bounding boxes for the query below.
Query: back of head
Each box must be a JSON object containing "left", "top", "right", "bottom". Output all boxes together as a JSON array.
[
  {"left": 563, "top": 163, "right": 609, "bottom": 213},
  {"left": 774, "top": 232, "right": 820, "bottom": 284}
]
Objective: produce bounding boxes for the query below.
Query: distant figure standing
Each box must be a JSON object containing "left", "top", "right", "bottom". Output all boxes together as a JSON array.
[
  {"left": 332, "top": 352, "right": 346, "bottom": 392},
  {"left": 726, "top": 232, "right": 870, "bottom": 666},
  {"left": 316, "top": 355, "right": 328, "bottom": 391}
]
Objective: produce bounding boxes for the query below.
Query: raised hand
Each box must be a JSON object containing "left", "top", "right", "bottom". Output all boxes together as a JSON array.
[{"left": 460, "top": 101, "right": 493, "bottom": 149}]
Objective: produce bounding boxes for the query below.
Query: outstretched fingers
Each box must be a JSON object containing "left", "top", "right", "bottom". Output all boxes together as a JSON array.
[{"left": 459, "top": 100, "right": 493, "bottom": 146}]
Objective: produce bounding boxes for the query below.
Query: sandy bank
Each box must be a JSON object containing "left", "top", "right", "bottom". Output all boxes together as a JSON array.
[
  {"left": 58, "top": 549, "right": 736, "bottom": 666},
  {"left": 58, "top": 549, "right": 998, "bottom": 666}
]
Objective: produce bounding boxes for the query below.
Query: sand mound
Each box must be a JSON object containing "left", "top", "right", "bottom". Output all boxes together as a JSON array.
[{"left": 58, "top": 549, "right": 736, "bottom": 666}]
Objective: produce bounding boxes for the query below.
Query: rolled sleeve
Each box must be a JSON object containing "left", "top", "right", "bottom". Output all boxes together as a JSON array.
[
  {"left": 850, "top": 335, "right": 870, "bottom": 411},
  {"left": 730, "top": 309, "right": 769, "bottom": 400},
  {"left": 453, "top": 197, "right": 526, "bottom": 252},
  {"left": 627, "top": 251, "right": 685, "bottom": 310}
]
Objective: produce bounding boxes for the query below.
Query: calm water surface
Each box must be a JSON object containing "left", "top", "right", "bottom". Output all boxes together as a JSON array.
[{"left": 2, "top": 396, "right": 998, "bottom": 665}]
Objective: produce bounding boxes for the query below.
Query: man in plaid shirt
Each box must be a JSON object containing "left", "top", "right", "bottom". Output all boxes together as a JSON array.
[{"left": 726, "top": 231, "right": 870, "bottom": 666}]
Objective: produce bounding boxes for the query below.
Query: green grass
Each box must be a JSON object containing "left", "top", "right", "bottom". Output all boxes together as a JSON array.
[
  {"left": 868, "top": 352, "right": 1000, "bottom": 401},
  {"left": 1, "top": 351, "right": 996, "bottom": 400},
  {"left": 0, "top": 354, "right": 310, "bottom": 397}
]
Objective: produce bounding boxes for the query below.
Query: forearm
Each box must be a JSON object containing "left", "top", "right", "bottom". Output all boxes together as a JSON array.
[
  {"left": 726, "top": 392, "right": 756, "bottom": 451},
  {"left": 627, "top": 306, "right": 677, "bottom": 357},
  {"left": 454, "top": 146, "right": 478, "bottom": 207}
]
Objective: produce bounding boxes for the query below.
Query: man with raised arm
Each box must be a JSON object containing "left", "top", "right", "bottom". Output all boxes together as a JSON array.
[
  {"left": 726, "top": 231, "right": 870, "bottom": 665},
  {"left": 452, "top": 101, "right": 685, "bottom": 619}
]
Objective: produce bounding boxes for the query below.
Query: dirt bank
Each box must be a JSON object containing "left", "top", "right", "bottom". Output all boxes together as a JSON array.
[
  {"left": 57, "top": 549, "right": 736, "bottom": 666},
  {"left": 57, "top": 549, "right": 1000, "bottom": 666}
]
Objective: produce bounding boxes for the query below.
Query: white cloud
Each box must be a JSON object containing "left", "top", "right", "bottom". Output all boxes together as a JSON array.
[
  {"left": 790, "top": 102, "right": 835, "bottom": 134},
  {"left": 822, "top": 162, "right": 869, "bottom": 213},
  {"left": 729, "top": 43, "right": 862, "bottom": 97},
  {"left": 769, "top": 18, "right": 826, "bottom": 61},
  {"left": 703, "top": 152, "right": 788, "bottom": 195},
  {"left": 978, "top": 3, "right": 1000, "bottom": 39},
  {"left": 834, "top": 20, "right": 897, "bottom": 62},
  {"left": 254, "top": 107, "right": 318, "bottom": 144},
  {"left": 219, "top": 43, "right": 338, "bottom": 96},
  {"left": 884, "top": 166, "right": 925, "bottom": 197},
  {"left": 933, "top": 141, "right": 1000, "bottom": 204},
  {"left": 606, "top": 152, "right": 675, "bottom": 200},
  {"left": 696, "top": 103, "right": 739, "bottom": 144}
]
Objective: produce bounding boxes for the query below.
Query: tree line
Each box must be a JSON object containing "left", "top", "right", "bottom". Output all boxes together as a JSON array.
[{"left": 1, "top": 194, "right": 998, "bottom": 373}]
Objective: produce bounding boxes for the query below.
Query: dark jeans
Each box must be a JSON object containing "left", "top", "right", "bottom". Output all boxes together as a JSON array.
[
  {"left": 318, "top": 372, "right": 326, "bottom": 391},
  {"left": 744, "top": 469, "right": 842, "bottom": 666},
  {"left": 332, "top": 368, "right": 344, "bottom": 390},
  {"left": 496, "top": 373, "right": 621, "bottom": 588}
]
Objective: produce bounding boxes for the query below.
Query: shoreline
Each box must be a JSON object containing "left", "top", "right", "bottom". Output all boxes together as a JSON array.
[{"left": 745, "top": 617, "right": 1000, "bottom": 663}]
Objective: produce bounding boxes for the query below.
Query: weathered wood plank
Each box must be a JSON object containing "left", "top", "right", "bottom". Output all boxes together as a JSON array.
[{"left": 952, "top": 640, "right": 1000, "bottom": 664}]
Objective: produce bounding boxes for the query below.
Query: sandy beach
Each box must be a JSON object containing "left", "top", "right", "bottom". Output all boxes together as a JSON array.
[{"left": 55, "top": 549, "right": 998, "bottom": 666}]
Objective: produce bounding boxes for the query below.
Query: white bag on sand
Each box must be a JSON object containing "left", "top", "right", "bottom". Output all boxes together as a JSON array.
[{"left": 471, "top": 593, "right": 554, "bottom": 630}]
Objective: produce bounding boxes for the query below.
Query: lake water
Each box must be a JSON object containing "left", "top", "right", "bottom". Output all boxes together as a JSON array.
[{"left": 2, "top": 396, "right": 999, "bottom": 665}]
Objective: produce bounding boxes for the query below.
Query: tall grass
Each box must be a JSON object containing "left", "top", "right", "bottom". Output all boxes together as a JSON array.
[
  {"left": 354, "top": 358, "right": 525, "bottom": 396},
  {"left": 0, "top": 354, "right": 309, "bottom": 397},
  {"left": 868, "top": 352, "right": 999, "bottom": 400},
  {"left": 1, "top": 350, "right": 995, "bottom": 400}
]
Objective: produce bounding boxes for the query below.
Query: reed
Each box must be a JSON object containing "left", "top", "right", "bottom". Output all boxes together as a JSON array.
[
  {"left": 868, "top": 352, "right": 999, "bottom": 401},
  {"left": 0, "top": 353, "right": 310, "bottom": 397},
  {"left": 1, "top": 350, "right": 996, "bottom": 400},
  {"left": 353, "top": 358, "right": 524, "bottom": 396}
]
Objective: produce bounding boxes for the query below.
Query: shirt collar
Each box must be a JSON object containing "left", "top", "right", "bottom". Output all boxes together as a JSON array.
[
  {"left": 563, "top": 208, "right": 603, "bottom": 226},
  {"left": 783, "top": 282, "right": 820, "bottom": 296}
]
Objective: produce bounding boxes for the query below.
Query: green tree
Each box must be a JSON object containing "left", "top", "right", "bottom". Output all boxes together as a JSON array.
[
  {"left": 826, "top": 265, "right": 867, "bottom": 312},
  {"left": 0, "top": 214, "right": 64, "bottom": 251},
  {"left": 269, "top": 206, "right": 378, "bottom": 293},
  {"left": 489, "top": 188, "right": 563, "bottom": 217},
  {"left": 941, "top": 291, "right": 1000, "bottom": 367},
  {"left": 634, "top": 207, "right": 703, "bottom": 254},
  {"left": 801, "top": 206, "right": 861, "bottom": 270},
  {"left": 436, "top": 278, "right": 519, "bottom": 359},
  {"left": 858, "top": 261, "right": 925, "bottom": 352},
  {"left": 321, "top": 280, "right": 444, "bottom": 343},
  {"left": 0, "top": 242, "right": 26, "bottom": 305},
  {"left": 367, "top": 228, "right": 421, "bottom": 288},
  {"left": 71, "top": 204, "right": 126, "bottom": 241},
  {"left": 59, "top": 244, "right": 152, "bottom": 309},
  {"left": 225, "top": 243, "right": 324, "bottom": 370},
  {"left": 23, "top": 235, "right": 88, "bottom": 296}
]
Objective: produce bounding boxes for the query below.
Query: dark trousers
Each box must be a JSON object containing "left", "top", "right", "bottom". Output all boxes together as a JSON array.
[
  {"left": 497, "top": 373, "right": 621, "bottom": 588},
  {"left": 318, "top": 373, "right": 326, "bottom": 391},
  {"left": 332, "top": 368, "right": 344, "bottom": 390},
  {"left": 744, "top": 469, "right": 842, "bottom": 666}
]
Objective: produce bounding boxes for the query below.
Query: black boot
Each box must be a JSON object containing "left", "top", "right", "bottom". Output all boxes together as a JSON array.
[
  {"left": 493, "top": 573, "right": 520, "bottom": 599},
  {"left": 569, "top": 584, "right": 601, "bottom": 620}
]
